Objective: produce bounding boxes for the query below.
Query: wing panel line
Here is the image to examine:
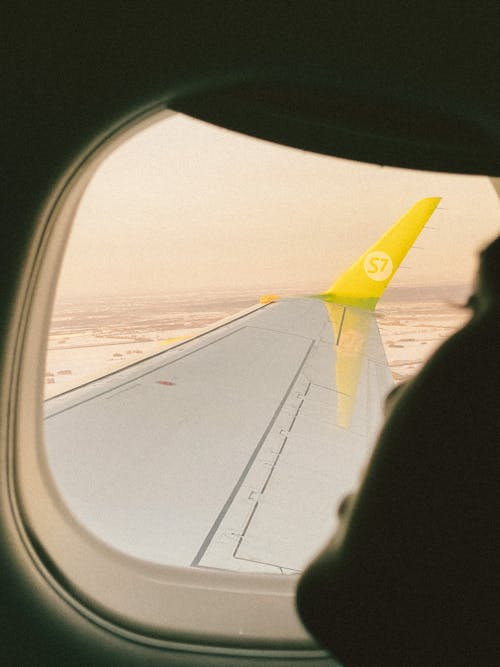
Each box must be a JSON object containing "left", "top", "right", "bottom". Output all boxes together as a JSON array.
[
  {"left": 335, "top": 307, "right": 346, "bottom": 345},
  {"left": 190, "top": 340, "right": 316, "bottom": 567}
]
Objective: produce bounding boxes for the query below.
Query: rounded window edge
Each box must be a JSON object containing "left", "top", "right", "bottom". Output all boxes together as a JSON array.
[{"left": 8, "top": 106, "right": 324, "bottom": 657}]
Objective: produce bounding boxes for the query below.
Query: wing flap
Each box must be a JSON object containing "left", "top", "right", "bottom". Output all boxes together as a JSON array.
[{"left": 197, "top": 324, "right": 389, "bottom": 573}]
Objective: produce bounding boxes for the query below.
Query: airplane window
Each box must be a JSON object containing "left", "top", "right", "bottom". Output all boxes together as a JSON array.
[{"left": 43, "top": 111, "right": 500, "bottom": 578}]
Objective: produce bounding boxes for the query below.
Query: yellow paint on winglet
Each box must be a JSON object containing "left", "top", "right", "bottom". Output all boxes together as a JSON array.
[
  {"left": 320, "top": 197, "right": 441, "bottom": 310},
  {"left": 326, "top": 303, "right": 373, "bottom": 429}
]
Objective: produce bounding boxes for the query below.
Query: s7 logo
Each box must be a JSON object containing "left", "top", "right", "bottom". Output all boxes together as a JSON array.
[
  {"left": 367, "top": 256, "right": 389, "bottom": 274},
  {"left": 363, "top": 251, "right": 393, "bottom": 281}
]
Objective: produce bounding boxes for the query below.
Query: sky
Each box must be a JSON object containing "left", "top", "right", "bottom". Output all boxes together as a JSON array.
[{"left": 56, "top": 112, "right": 500, "bottom": 299}]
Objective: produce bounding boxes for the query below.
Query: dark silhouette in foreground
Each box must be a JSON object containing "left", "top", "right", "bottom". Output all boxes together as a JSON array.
[{"left": 296, "top": 237, "right": 500, "bottom": 666}]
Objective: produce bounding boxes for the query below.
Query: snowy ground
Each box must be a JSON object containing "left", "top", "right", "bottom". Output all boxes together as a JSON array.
[{"left": 376, "top": 299, "right": 469, "bottom": 381}]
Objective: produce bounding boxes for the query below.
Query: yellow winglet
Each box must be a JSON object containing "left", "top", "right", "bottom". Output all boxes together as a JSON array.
[{"left": 320, "top": 197, "right": 441, "bottom": 310}]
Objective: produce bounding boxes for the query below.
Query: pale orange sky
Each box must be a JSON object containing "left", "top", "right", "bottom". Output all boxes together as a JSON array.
[{"left": 56, "top": 112, "right": 500, "bottom": 298}]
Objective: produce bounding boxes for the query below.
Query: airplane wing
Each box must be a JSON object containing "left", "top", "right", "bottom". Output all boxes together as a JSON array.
[
  {"left": 44, "top": 197, "right": 441, "bottom": 574},
  {"left": 44, "top": 296, "right": 391, "bottom": 574}
]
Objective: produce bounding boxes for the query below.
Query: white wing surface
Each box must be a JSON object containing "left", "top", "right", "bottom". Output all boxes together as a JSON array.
[{"left": 44, "top": 297, "right": 392, "bottom": 574}]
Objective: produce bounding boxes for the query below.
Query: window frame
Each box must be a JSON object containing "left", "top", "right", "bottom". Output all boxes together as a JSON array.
[{"left": 9, "top": 106, "right": 325, "bottom": 658}]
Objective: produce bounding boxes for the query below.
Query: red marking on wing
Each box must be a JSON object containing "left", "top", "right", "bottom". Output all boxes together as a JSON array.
[{"left": 157, "top": 380, "right": 175, "bottom": 386}]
